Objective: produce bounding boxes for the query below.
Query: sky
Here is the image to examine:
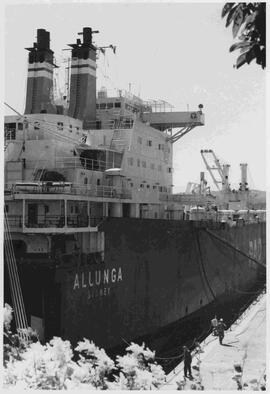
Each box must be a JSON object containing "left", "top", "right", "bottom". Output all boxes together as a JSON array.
[{"left": 4, "top": 1, "right": 266, "bottom": 192}]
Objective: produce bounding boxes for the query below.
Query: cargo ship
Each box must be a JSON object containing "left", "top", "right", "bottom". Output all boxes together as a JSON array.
[{"left": 4, "top": 27, "right": 266, "bottom": 350}]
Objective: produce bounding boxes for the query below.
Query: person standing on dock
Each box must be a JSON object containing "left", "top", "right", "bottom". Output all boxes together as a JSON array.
[
  {"left": 183, "top": 346, "right": 193, "bottom": 378},
  {"left": 211, "top": 315, "right": 218, "bottom": 336},
  {"left": 217, "top": 318, "right": 227, "bottom": 344}
]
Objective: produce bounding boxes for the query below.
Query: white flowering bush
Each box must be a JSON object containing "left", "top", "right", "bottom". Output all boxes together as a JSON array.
[
  {"left": 3, "top": 305, "right": 166, "bottom": 390},
  {"left": 74, "top": 338, "right": 115, "bottom": 389},
  {"left": 4, "top": 303, "right": 13, "bottom": 331},
  {"left": 115, "top": 342, "right": 165, "bottom": 390}
]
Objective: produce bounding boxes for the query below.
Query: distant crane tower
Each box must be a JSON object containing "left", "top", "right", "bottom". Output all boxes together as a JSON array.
[
  {"left": 239, "top": 163, "right": 248, "bottom": 191},
  {"left": 185, "top": 172, "right": 209, "bottom": 195},
  {"left": 200, "top": 149, "right": 230, "bottom": 192}
]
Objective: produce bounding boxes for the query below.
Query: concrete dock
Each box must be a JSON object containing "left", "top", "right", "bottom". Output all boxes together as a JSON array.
[{"left": 162, "top": 292, "right": 266, "bottom": 390}]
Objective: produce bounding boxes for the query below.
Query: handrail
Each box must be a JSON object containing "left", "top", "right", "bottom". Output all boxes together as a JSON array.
[
  {"left": 13, "top": 156, "right": 123, "bottom": 172},
  {"left": 7, "top": 214, "right": 102, "bottom": 229},
  {"left": 7, "top": 182, "right": 132, "bottom": 200}
]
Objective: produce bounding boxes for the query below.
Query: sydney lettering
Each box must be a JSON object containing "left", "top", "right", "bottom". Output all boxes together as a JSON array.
[{"left": 73, "top": 267, "right": 123, "bottom": 290}]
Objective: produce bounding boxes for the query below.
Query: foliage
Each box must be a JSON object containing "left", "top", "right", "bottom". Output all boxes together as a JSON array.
[
  {"left": 115, "top": 342, "right": 165, "bottom": 390},
  {"left": 222, "top": 3, "right": 266, "bottom": 69},
  {"left": 3, "top": 304, "right": 165, "bottom": 390}
]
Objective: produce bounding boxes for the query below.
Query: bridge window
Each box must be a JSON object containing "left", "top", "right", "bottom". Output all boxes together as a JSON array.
[
  {"left": 147, "top": 140, "right": 152, "bottom": 147},
  {"left": 100, "top": 103, "right": 106, "bottom": 109},
  {"left": 115, "top": 102, "right": 121, "bottom": 108},
  {"left": 107, "top": 102, "right": 113, "bottom": 109},
  {"left": 4, "top": 123, "right": 16, "bottom": 140},
  {"left": 80, "top": 149, "right": 106, "bottom": 171},
  {"left": 127, "top": 157, "right": 134, "bottom": 166},
  {"left": 18, "top": 123, "right": 23, "bottom": 130}
]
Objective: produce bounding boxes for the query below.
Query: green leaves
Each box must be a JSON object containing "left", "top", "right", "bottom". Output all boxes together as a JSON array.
[
  {"left": 232, "top": 6, "right": 244, "bottom": 38},
  {"left": 225, "top": 5, "right": 238, "bottom": 27},
  {"left": 236, "top": 52, "right": 248, "bottom": 69},
  {"left": 229, "top": 42, "right": 251, "bottom": 53},
  {"left": 221, "top": 3, "right": 235, "bottom": 19},
  {"left": 222, "top": 2, "right": 266, "bottom": 69}
]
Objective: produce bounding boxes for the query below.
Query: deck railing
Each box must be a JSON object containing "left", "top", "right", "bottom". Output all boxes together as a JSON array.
[
  {"left": 7, "top": 183, "right": 132, "bottom": 200},
  {"left": 7, "top": 214, "right": 102, "bottom": 229},
  {"left": 23, "top": 157, "right": 122, "bottom": 172}
]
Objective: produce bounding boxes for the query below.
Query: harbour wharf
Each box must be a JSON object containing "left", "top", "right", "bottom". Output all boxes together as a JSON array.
[{"left": 162, "top": 291, "right": 266, "bottom": 390}]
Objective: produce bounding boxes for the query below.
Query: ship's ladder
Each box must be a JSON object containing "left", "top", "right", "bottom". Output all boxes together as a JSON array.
[
  {"left": 4, "top": 208, "right": 29, "bottom": 338},
  {"left": 32, "top": 152, "right": 48, "bottom": 181},
  {"left": 33, "top": 166, "right": 46, "bottom": 182},
  {"left": 110, "top": 129, "right": 126, "bottom": 151}
]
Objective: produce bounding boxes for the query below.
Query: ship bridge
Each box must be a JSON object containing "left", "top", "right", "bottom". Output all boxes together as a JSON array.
[{"left": 141, "top": 101, "right": 205, "bottom": 143}]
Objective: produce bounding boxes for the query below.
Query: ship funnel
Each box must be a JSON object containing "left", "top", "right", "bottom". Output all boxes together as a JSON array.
[
  {"left": 24, "top": 29, "right": 57, "bottom": 115},
  {"left": 239, "top": 163, "right": 248, "bottom": 191},
  {"left": 67, "top": 27, "right": 97, "bottom": 128}
]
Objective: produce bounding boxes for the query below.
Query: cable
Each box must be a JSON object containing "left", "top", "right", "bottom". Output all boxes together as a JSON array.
[
  {"left": 195, "top": 229, "right": 217, "bottom": 300},
  {"left": 4, "top": 208, "right": 29, "bottom": 340},
  {"left": 203, "top": 228, "right": 266, "bottom": 269},
  {"left": 192, "top": 227, "right": 213, "bottom": 303}
]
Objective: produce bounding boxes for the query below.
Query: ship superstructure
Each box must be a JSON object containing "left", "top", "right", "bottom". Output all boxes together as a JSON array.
[{"left": 4, "top": 27, "right": 266, "bottom": 347}]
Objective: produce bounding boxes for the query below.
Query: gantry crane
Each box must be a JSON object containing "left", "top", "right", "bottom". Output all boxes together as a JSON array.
[{"left": 200, "top": 149, "right": 230, "bottom": 192}]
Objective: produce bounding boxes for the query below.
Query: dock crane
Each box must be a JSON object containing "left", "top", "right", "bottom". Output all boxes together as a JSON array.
[
  {"left": 200, "top": 149, "right": 230, "bottom": 192},
  {"left": 185, "top": 171, "right": 211, "bottom": 195}
]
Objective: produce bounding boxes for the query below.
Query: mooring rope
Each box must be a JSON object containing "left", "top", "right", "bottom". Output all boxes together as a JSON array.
[
  {"left": 203, "top": 229, "right": 265, "bottom": 269},
  {"left": 195, "top": 229, "right": 217, "bottom": 301},
  {"left": 4, "top": 208, "right": 28, "bottom": 338}
]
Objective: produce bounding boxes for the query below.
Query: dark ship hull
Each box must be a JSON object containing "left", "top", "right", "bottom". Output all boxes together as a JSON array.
[{"left": 7, "top": 218, "right": 266, "bottom": 349}]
